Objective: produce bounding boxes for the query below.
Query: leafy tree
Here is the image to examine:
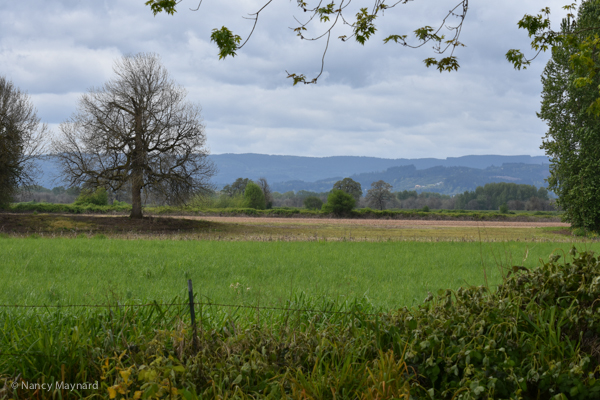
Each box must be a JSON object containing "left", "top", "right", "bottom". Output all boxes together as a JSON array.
[
  {"left": 51, "top": 53, "right": 215, "bottom": 219},
  {"left": 222, "top": 178, "right": 250, "bottom": 197},
  {"left": 539, "top": 1, "right": 600, "bottom": 231},
  {"left": 454, "top": 183, "right": 549, "bottom": 211},
  {"left": 52, "top": 186, "right": 66, "bottom": 196},
  {"left": 332, "top": 178, "right": 362, "bottom": 203},
  {"left": 303, "top": 196, "right": 323, "bottom": 210},
  {"left": 322, "top": 189, "right": 355, "bottom": 216},
  {"left": 0, "top": 76, "right": 46, "bottom": 208},
  {"left": 244, "top": 181, "right": 266, "bottom": 209},
  {"left": 396, "top": 190, "right": 418, "bottom": 201},
  {"left": 365, "top": 180, "right": 393, "bottom": 210},
  {"left": 257, "top": 177, "right": 273, "bottom": 209}
]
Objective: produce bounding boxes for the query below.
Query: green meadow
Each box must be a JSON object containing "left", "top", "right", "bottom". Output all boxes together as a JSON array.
[
  {"left": 1, "top": 237, "right": 597, "bottom": 309},
  {"left": 4, "top": 232, "right": 600, "bottom": 399}
]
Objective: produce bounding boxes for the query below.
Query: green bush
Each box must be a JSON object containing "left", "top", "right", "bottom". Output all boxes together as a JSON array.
[
  {"left": 572, "top": 227, "right": 587, "bottom": 237},
  {"left": 8, "top": 201, "right": 131, "bottom": 214},
  {"left": 499, "top": 203, "right": 509, "bottom": 213},
  {"left": 303, "top": 196, "right": 324, "bottom": 210},
  {"left": 75, "top": 188, "right": 108, "bottom": 206},
  {"left": 243, "top": 182, "right": 266, "bottom": 210},
  {"left": 395, "top": 247, "right": 600, "bottom": 398},
  {"left": 322, "top": 190, "right": 355, "bottom": 216}
]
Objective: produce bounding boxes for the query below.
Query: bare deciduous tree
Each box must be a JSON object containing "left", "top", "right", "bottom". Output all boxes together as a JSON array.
[
  {"left": 0, "top": 76, "right": 47, "bottom": 208},
  {"left": 366, "top": 180, "right": 393, "bottom": 210},
  {"left": 52, "top": 53, "right": 215, "bottom": 218}
]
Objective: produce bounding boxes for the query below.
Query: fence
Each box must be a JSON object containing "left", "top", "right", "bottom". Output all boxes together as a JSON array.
[{"left": 0, "top": 279, "right": 385, "bottom": 360}]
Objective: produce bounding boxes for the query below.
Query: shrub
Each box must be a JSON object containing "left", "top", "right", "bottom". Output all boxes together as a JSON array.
[
  {"left": 215, "top": 194, "right": 246, "bottom": 208},
  {"left": 75, "top": 188, "right": 108, "bottom": 206},
  {"left": 499, "top": 203, "right": 509, "bottom": 213},
  {"left": 243, "top": 182, "right": 266, "bottom": 210},
  {"left": 321, "top": 190, "right": 355, "bottom": 216},
  {"left": 396, "top": 248, "right": 600, "bottom": 398},
  {"left": 421, "top": 205, "right": 430, "bottom": 212},
  {"left": 303, "top": 196, "right": 323, "bottom": 210}
]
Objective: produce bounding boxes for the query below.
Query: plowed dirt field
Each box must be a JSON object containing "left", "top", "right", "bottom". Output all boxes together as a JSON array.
[{"left": 188, "top": 215, "right": 569, "bottom": 228}]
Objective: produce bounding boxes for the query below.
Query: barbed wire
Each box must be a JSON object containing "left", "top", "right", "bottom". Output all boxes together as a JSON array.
[
  {"left": 0, "top": 352, "right": 55, "bottom": 358},
  {"left": 0, "top": 302, "right": 185, "bottom": 309}
]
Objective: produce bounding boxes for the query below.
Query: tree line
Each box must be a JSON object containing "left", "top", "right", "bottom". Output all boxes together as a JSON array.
[
  {"left": 198, "top": 178, "right": 556, "bottom": 212},
  {"left": 14, "top": 173, "right": 557, "bottom": 213}
]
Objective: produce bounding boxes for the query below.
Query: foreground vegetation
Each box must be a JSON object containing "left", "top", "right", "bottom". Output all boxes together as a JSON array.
[{"left": 2, "top": 247, "right": 600, "bottom": 399}]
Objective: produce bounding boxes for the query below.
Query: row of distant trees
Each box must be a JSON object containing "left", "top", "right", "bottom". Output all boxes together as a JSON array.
[
  {"left": 210, "top": 178, "right": 555, "bottom": 212},
  {"left": 18, "top": 178, "right": 556, "bottom": 212}
]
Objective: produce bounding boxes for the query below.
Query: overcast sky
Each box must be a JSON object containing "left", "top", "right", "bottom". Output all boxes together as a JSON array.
[{"left": 1, "top": 0, "right": 572, "bottom": 159}]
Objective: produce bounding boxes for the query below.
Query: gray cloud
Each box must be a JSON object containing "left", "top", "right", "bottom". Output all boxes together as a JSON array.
[{"left": 0, "top": 0, "right": 569, "bottom": 159}]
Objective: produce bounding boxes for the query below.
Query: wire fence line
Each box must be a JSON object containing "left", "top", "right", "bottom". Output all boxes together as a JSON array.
[
  {"left": 0, "top": 301, "right": 382, "bottom": 316},
  {"left": 0, "top": 301, "right": 384, "bottom": 359},
  {"left": 0, "top": 280, "right": 390, "bottom": 360}
]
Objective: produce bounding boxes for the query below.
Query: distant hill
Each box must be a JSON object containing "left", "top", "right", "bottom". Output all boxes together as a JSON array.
[
  {"left": 270, "top": 163, "right": 551, "bottom": 195},
  {"left": 209, "top": 153, "right": 549, "bottom": 186},
  {"left": 31, "top": 153, "right": 551, "bottom": 195}
]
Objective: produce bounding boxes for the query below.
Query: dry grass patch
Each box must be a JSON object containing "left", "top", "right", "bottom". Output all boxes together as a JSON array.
[{"left": 0, "top": 212, "right": 581, "bottom": 242}]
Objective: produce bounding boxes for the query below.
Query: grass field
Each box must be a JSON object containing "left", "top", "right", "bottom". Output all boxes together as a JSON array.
[
  {"left": 4, "top": 212, "right": 600, "bottom": 399},
  {"left": 1, "top": 237, "right": 597, "bottom": 309}
]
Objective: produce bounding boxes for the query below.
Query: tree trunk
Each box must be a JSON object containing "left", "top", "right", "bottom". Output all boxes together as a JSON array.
[
  {"left": 130, "top": 106, "right": 144, "bottom": 219},
  {"left": 130, "top": 172, "right": 143, "bottom": 219}
]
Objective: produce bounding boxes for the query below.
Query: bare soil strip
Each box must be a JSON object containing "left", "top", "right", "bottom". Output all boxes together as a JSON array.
[
  {"left": 0, "top": 213, "right": 572, "bottom": 242},
  {"left": 182, "top": 215, "right": 570, "bottom": 228}
]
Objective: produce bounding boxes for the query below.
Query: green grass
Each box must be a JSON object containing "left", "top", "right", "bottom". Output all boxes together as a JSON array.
[
  {"left": 3, "top": 247, "right": 600, "bottom": 399},
  {"left": 1, "top": 238, "right": 597, "bottom": 309}
]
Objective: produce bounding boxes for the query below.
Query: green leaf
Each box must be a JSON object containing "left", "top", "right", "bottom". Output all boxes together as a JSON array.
[
  {"left": 383, "top": 34, "right": 407, "bottom": 44},
  {"left": 286, "top": 72, "right": 307, "bottom": 86},
  {"left": 354, "top": 8, "right": 377, "bottom": 46},
  {"left": 232, "top": 374, "right": 243, "bottom": 385},
  {"left": 210, "top": 27, "right": 242, "bottom": 60},
  {"left": 144, "top": 0, "right": 178, "bottom": 16},
  {"left": 423, "top": 56, "right": 460, "bottom": 72}
]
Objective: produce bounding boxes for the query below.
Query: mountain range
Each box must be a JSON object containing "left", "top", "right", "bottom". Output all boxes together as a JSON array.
[{"left": 33, "top": 153, "right": 551, "bottom": 195}]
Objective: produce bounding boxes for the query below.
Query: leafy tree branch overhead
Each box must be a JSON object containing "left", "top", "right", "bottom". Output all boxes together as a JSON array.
[{"left": 144, "top": 1, "right": 592, "bottom": 85}]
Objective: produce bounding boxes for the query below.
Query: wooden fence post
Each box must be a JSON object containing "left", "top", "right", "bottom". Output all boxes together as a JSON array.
[{"left": 188, "top": 279, "right": 199, "bottom": 352}]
